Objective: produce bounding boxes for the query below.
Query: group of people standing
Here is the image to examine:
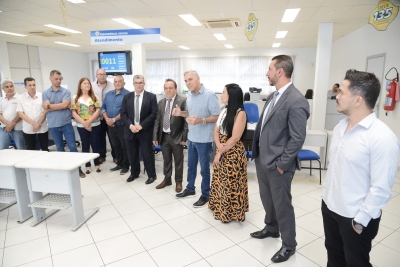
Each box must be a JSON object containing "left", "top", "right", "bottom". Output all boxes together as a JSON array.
[{"left": 1, "top": 54, "right": 399, "bottom": 266}]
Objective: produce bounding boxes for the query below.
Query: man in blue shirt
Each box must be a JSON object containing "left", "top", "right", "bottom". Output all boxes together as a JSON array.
[
  {"left": 172, "top": 70, "right": 220, "bottom": 207},
  {"left": 101, "top": 75, "right": 130, "bottom": 175},
  {"left": 42, "top": 70, "right": 85, "bottom": 178}
]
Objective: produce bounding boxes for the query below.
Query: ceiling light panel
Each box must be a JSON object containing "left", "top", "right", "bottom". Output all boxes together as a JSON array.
[
  {"left": 178, "top": 46, "right": 190, "bottom": 50},
  {"left": 213, "top": 34, "right": 226, "bottom": 40},
  {"left": 160, "top": 36, "right": 173, "bottom": 42},
  {"left": 224, "top": 44, "right": 233, "bottom": 49},
  {"left": 67, "top": 0, "right": 86, "bottom": 3},
  {"left": 54, "top": 41, "right": 80, "bottom": 47},
  {"left": 0, "top": 30, "right": 27, "bottom": 37},
  {"left": 276, "top": 31, "right": 288, "bottom": 38},
  {"left": 272, "top": 43, "right": 281, "bottom": 47},
  {"left": 179, "top": 14, "right": 201, "bottom": 26},
  {"left": 282, "top": 9, "right": 301, "bottom": 22},
  {"left": 112, "top": 18, "right": 143, "bottom": 29},
  {"left": 44, "top": 24, "right": 81, "bottom": 34}
]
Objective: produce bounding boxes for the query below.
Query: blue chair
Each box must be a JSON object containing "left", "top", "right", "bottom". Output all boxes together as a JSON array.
[
  {"left": 298, "top": 149, "right": 322, "bottom": 184},
  {"left": 9, "top": 140, "right": 17, "bottom": 149},
  {"left": 244, "top": 102, "right": 259, "bottom": 123},
  {"left": 153, "top": 145, "right": 162, "bottom": 155}
]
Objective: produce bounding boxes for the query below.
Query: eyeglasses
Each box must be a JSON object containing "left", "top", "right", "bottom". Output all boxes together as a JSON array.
[
  {"left": 134, "top": 82, "right": 144, "bottom": 85},
  {"left": 97, "top": 74, "right": 106, "bottom": 76}
]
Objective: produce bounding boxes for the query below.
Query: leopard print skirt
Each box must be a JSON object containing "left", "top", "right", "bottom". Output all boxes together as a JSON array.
[{"left": 209, "top": 134, "right": 249, "bottom": 223}]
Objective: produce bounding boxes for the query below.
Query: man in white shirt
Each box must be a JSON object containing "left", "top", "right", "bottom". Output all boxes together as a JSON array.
[
  {"left": 0, "top": 79, "right": 24, "bottom": 150},
  {"left": 322, "top": 69, "right": 400, "bottom": 267},
  {"left": 17, "top": 77, "right": 49, "bottom": 151}
]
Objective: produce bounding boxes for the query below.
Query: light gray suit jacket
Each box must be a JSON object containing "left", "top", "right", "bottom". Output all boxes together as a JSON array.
[
  {"left": 252, "top": 84, "right": 310, "bottom": 171},
  {"left": 153, "top": 94, "right": 188, "bottom": 145}
]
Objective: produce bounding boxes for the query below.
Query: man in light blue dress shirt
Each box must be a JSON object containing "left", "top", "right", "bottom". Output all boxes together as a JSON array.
[
  {"left": 322, "top": 69, "right": 400, "bottom": 267},
  {"left": 173, "top": 70, "right": 220, "bottom": 207}
]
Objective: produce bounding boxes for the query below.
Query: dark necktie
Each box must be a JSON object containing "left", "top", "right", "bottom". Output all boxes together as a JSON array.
[
  {"left": 163, "top": 99, "right": 172, "bottom": 131},
  {"left": 135, "top": 95, "right": 140, "bottom": 123}
]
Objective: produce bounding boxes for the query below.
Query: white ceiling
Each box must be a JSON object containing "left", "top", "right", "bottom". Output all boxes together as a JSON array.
[{"left": 0, "top": 0, "right": 385, "bottom": 53}]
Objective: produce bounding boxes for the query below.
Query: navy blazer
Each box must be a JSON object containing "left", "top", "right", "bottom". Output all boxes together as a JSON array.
[{"left": 121, "top": 90, "right": 158, "bottom": 140}]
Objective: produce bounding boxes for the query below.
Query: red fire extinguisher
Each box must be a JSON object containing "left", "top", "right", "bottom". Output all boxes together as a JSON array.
[{"left": 384, "top": 67, "right": 399, "bottom": 115}]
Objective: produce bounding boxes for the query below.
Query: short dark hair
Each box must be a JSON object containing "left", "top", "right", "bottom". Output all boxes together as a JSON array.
[
  {"left": 24, "top": 77, "right": 35, "bottom": 85},
  {"left": 50, "top": 70, "right": 61, "bottom": 77},
  {"left": 344, "top": 69, "right": 380, "bottom": 110},
  {"left": 272, "top": 55, "right": 294, "bottom": 78},
  {"left": 334, "top": 83, "right": 340, "bottom": 87},
  {"left": 165, "top": 78, "right": 177, "bottom": 89}
]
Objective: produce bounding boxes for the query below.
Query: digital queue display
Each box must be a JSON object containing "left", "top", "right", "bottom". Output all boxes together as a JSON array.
[{"left": 99, "top": 52, "right": 127, "bottom": 72}]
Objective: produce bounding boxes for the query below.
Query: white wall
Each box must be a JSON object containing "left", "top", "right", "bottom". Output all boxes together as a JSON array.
[
  {"left": 330, "top": 17, "right": 400, "bottom": 139},
  {"left": 39, "top": 47, "right": 90, "bottom": 96}
]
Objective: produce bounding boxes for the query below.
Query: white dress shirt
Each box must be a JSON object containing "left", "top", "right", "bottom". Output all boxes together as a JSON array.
[
  {"left": 134, "top": 91, "right": 143, "bottom": 125},
  {"left": 16, "top": 92, "right": 48, "bottom": 134},
  {"left": 261, "top": 82, "right": 292, "bottom": 127},
  {"left": 0, "top": 93, "right": 23, "bottom": 130},
  {"left": 322, "top": 112, "right": 400, "bottom": 227},
  {"left": 163, "top": 95, "right": 176, "bottom": 133}
]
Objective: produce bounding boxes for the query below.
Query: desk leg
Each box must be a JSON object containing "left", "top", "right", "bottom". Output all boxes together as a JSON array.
[
  {"left": 13, "top": 168, "right": 33, "bottom": 223},
  {"left": 26, "top": 170, "right": 59, "bottom": 226},
  {"left": 68, "top": 169, "right": 99, "bottom": 231}
]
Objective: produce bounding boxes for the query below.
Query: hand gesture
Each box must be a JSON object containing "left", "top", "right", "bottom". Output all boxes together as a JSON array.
[{"left": 172, "top": 104, "right": 181, "bottom": 116}]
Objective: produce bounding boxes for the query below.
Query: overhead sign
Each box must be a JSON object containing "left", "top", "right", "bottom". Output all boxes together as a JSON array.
[
  {"left": 90, "top": 28, "right": 160, "bottom": 45},
  {"left": 369, "top": 0, "right": 398, "bottom": 31},
  {"left": 244, "top": 13, "right": 258, "bottom": 41}
]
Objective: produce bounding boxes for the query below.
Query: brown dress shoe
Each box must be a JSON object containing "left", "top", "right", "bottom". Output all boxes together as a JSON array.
[
  {"left": 175, "top": 183, "right": 183, "bottom": 193},
  {"left": 98, "top": 157, "right": 105, "bottom": 164},
  {"left": 156, "top": 180, "right": 172, "bottom": 189}
]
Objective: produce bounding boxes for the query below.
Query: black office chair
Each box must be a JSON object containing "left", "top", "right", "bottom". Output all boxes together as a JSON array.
[{"left": 244, "top": 129, "right": 254, "bottom": 161}]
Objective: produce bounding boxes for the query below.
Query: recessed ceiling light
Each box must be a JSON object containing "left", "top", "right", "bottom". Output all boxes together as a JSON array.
[
  {"left": 117, "top": 43, "right": 125, "bottom": 45},
  {"left": 281, "top": 8, "right": 301, "bottom": 22},
  {"left": 276, "top": 31, "right": 288, "bottom": 38},
  {"left": 224, "top": 44, "right": 233, "bottom": 49},
  {"left": 44, "top": 24, "right": 81, "bottom": 34},
  {"left": 54, "top": 41, "right": 80, "bottom": 47},
  {"left": 213, "top": 34, "right": 226, "bottom": 40},
  {"left": 0, "top": 30, "right": 27, "bottom": 37},
  {"left": 112, "top": 18, "right": 143, "bottom": 29},
  {"left": 67, "top": 0, "right": 86, "bottom": 3},
  {"left": 179, "top": 14, "right": 201, "bottom": 26},
  {"left": 178, "top": 46, "right": 190, "bottom": 50},
  {"left": 272, "top": 43, "right": 281, "bottom": 47},
  {"left": 160, "top": 36, "right": 173, "bottom": 42}
]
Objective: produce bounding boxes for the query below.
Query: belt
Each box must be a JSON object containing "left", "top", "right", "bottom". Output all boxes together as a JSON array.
[{"left": 163, "top": 132, "right": 171, "bottom": 135}]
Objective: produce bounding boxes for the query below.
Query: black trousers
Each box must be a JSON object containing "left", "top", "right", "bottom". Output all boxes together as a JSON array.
[
  {"left": 99, "top": 119, "right": 115, "bottom": 159},
  {"left": 322, "top": 200, "right": 380, "bottom": 267},
  {"left": 107, "top": 124, "right": 129, "bottom": 168},
  {"left": 23, "top": 132, "right": 49, "bottom": 151},
  {"left": 125, "top": 132, "right": 156, "bottom": 178},
  {"left": 161, "top": 133, "right": 183, "bottom": 183}
]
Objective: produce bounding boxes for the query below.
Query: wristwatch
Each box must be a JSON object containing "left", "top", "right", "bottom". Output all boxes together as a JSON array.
[
  {"left": 47, "top": 104, "right": 50, "bottom": 110},
  {"left": 112, "top": 118, "right": 116, "bottom": 123},
  {"left": 353, "top": 220, "right": 364, "bottom": 231}
]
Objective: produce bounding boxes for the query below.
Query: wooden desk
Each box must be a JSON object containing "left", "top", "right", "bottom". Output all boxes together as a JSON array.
[
  {"left": 0, "top": 150, "right": 47, "bottom": 223},
  {"left": 15, "top": 152, "right": 100, "bottom": 231}
]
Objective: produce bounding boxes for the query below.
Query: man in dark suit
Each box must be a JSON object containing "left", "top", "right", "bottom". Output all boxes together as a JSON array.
[
  {"left": 251, "top": 55, "right": 309, "bottom": 263},
  {"left": 153, "top": 79, "right": 188, "bottom": 193},
  {"left": 121, "top": 75, "right": 158, "bottom": 184}
]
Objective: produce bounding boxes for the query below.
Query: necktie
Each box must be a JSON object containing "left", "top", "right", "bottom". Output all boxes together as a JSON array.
[
  {"left": 163, "top": 99, "right": 172, "bottom": 131},
  {"left": 135, "top": 95, "right": 140, "bottom": 123},
  {"left": 261, "top": 91, "right": 279, "bottom": 128}
]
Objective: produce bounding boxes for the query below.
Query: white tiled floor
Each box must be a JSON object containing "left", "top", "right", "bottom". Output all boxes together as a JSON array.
[{"left": 1, "top": 152, "right": 400, "bottom": 267}]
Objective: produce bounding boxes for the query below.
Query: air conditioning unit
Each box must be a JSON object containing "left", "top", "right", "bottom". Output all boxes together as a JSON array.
[
  {"left": 28, "top": 31, "right": 68, "bottom": 37},
  {"left": 201, "top": 19, "right": 240, "bottom": 29}
]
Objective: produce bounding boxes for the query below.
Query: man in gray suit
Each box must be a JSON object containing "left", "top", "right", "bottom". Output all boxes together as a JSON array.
[
  {"left": 153, "top": 79, "right": 188, "bottom": 193},
  {"left": 251, "top": 55, "right": 309, "bottom": 263}
]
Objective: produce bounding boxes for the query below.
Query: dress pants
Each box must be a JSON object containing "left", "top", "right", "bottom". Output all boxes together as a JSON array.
[
  {"left": 99, "top": 119, "right": 115, "bottom": 159},
  {"left": 322, "top": 200, "right": 380, "bottom": 267},
  {"left": 255, "top": 157, "right": 297, "bottom": 250},
  {"left": 161, "top": 133, "right": 183, "bottom": 183},
  {"left": 125, "top": 132, "right": 156, "bottom": 178},
  {"left": 107, "top": 124, "right": 129, "bottom": 168},
  {"left": 23, "top": 132, "right": 49, "bottom": 151}
]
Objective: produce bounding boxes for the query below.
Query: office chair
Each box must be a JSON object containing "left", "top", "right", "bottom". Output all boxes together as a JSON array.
[
  {"left": 244, "top": 102, "right": 259, "bottom": 123},
  {"left": 298, "top": 149, "right": 322, "bottom": 184}
]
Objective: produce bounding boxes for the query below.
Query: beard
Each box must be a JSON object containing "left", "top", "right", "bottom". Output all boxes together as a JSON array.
[{"left": 268, "top": 75, "right": 277, "bottom": 86}]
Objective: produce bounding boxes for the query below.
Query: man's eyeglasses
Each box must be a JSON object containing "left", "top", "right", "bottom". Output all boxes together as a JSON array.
[
  {"left": 97, "top": 74, "right": 107, "bottom": 76},
  {"left": 134, "top": 82, "right": 144, "bottom": 85}
]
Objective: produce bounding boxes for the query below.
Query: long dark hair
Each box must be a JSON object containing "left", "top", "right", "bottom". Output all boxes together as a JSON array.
[{"left": 222, "top": 83, "right": 246, "bottom": 140}]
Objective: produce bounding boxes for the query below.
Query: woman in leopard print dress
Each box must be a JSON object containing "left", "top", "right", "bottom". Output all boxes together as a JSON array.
[{"left": 209, "top": 83, "right": 248, "bottom": 223}]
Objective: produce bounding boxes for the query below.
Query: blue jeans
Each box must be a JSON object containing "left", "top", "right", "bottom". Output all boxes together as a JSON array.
[
  {"left": 77, "top": 125, "right": 101, "bottom": 167},
  {"left": 0, "top": 129, "right": 25, "bottom": 150},
  {"left": 49, "top": 123, "right": 78, "bottom": 152},
  {"left": 186, "top": 140, "right": 212, "bottom": 198}
]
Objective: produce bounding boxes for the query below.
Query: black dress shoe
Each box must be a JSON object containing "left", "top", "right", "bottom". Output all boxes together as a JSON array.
[
  {"left": 126, "top": 175, "right": 138, "bottom": 182},
  {"left": 145, "top": 177, "right": 156, "bottom": 184},
  {"left": 271, "top": 247, "right": 295, "bottom": 263},
  {"left": 250, "top": 227, "right": 280, "bottom": 239}
]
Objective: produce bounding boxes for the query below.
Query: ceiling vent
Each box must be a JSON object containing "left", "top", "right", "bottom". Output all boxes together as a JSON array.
[
  {"left": 201, "top": 19, "right": 240, "bottom": 28},
  {"left": 28, "top": 31, "right": 68, "bottom": 37}
]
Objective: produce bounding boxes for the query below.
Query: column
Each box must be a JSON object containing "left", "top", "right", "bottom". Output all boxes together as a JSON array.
[
  {"left": 311, "top": 23, "right": 333, "bottom": 130},
  {"left": 0, "top": 40, "right": 12, "bottom": 97}
]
